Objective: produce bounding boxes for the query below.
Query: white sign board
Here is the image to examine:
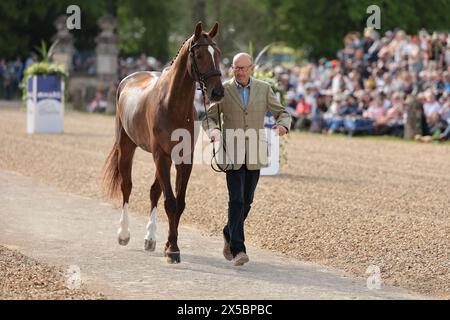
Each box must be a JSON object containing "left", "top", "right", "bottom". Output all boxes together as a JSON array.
[
  {"left": 261, "top": 111, "right": 280, "bottom": 176},
  {"left": 27, "top": 75, "right": 64, "bottom": 134}
]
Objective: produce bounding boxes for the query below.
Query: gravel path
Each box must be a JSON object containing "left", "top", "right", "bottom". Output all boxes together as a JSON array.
[
  {"left": 0, "top": 105, "right": 449, "bottom": 298},
  {"left": 0, "top": 170, "right": 425, "bottom": 299},
  {"left": 0, "top": 245, "right": 104, "bottom": 299}
]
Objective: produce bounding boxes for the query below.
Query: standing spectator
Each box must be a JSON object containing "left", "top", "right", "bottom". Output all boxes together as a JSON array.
[
  {"left": 13, "top": 56, "right": 24, "bottom": 98},
  {"left": 25, "top": 52, "right": 38, "bottom": 70},
  {"left": 1, "top": 58, "right": 13, "bottom": 100}
]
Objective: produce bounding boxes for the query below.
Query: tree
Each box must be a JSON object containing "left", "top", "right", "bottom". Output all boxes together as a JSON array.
[
  {"left": 117, "top": 0, "right": 174, "bottom": 61},
  {"left": 264, "top": 0, "right": 450, "bottom": 59},
  {"left": 192, "top": 0, "right": 206, "bottom": 25},
  {"left": 165, "top": 0, "right": 274, "bottom": 62},
  {"left": 206, "top": 0, "right": 273, "bottom": 59},
  {"left": 0, "top": 0, "right": 111, "bottom": 59}
]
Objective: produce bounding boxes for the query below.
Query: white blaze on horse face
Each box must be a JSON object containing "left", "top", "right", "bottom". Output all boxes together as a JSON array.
[
  {"left": 145, "top": 207, "right": 157, "bottom": 241},
  {"left": 118, "top": 203, "right": 130, "bottom": 240},
  {"left": 208, "top": 45, "right": 216, "bottom": 69}
]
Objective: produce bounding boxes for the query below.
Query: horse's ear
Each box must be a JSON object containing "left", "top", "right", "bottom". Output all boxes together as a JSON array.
[
  {"left": 194, "top": 21, "right": 203, "bottom": 39},
  {"left": 208, "top": 22, "right": 219, "bottom": 38}
]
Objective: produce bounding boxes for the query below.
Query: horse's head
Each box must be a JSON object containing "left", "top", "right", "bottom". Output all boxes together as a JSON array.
[{"left": 188, "top": 21, "right": 224, "bottom": 102}]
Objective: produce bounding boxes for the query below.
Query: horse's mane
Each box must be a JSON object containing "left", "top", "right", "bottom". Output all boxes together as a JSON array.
[{"left": 170, "top": 37, "right": 192, "bottom": 66}]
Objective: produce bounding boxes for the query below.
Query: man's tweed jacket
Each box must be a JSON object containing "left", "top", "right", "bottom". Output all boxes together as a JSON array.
[{"left": 202, "top": 77, "right": 292, "bottom": 170}]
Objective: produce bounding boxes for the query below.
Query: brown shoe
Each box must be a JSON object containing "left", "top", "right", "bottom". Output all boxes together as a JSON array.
[
  {"left": 233, "top": 252, "right": 249, "bottom": 266},
  {"left": 223, "top": 235, "right": 233, "bottom": 261}
]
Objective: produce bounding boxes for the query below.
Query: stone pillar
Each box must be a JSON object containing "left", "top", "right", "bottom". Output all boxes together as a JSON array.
[
  {"left": 51, "top": 15, "right": 74, "bottom": 72},
  {"left": 96, "top": 15, "right": 118, "bottom": 83},
  {"left": 95, "top": 15, "right": 118, "bottom": 113}
]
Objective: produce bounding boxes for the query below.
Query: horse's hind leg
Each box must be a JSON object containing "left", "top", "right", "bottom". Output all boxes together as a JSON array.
[
  {"left": 144, "top": 176, "right": 161, "bottom": 251},
  {"left": 117, "top": 131, "right": 137, "bottom": 246}
]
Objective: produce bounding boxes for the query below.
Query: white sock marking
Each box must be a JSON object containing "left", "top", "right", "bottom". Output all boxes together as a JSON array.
[
  {"left": 118, "top": 203, "right": 130, "bottom": 239},
  {"left": 144, "top": 207, "right": 157, "bottom": 241}
]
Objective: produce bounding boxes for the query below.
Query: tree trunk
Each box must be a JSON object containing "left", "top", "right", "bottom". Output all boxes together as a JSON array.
[
  {"left": 192, "top": 0, "right": 206, "bottom": 24},
  {"left": 404, "top": 98, "right": 425, "bottom": 139}
]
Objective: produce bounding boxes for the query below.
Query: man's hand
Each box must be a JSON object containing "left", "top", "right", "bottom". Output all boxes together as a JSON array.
[
  {"left": 272, "top": 125, "right": 287, "bottom": 136},
  {"left": 208, "top": 128, "right": 221, "bottom": 142}
]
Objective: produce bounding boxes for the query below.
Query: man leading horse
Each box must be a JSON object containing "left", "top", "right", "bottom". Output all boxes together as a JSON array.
[{"left": 203, "top": 53, "right": 292, "bottom": 266}]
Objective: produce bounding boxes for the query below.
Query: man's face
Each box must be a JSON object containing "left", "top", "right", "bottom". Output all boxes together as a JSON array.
[{"left": 232, "top": 57, "right": 253, "bottom": 86}]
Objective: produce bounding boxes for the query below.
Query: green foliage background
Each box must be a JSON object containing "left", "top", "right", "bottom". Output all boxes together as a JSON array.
[{"left": 0, "top": 0, "right": 449, "bottom": 62}]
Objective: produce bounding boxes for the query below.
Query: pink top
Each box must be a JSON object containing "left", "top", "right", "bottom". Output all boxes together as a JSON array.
[
  {"left": 296, "top": 102, "right": 312, "bottom": 116},
  {"left": 366, "top": 105, "right": 386, "bottom": 120}
]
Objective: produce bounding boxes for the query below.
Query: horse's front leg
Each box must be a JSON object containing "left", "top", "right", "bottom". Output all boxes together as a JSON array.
[
  {"left": 175, "top": 162, "right": 193, "bottom": 229},
  {"left": 144, "top": 175, "right": 161, "bottom": 252},
  {"left": 154, "top": 150, "right": 180, "bottom": 263}
]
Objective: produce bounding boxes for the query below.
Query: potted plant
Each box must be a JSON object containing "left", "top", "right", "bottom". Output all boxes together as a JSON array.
[{"left": 23, "top": 40, "right": 68, "bottom": 133}]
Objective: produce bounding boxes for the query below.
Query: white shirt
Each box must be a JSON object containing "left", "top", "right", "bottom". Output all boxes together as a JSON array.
[{"left": 423, "top": 101, "right": 441, "bottom": 117}]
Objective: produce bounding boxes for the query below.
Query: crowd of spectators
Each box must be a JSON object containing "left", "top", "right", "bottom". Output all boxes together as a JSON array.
[
  {"left": 118, "top": 54, "right": 162, "bottom": 80},
  {"left": 0, "top": 53, "right": 37, "bottom": 100},
  {"left": 268, "top": 28, "right": 450, "bottom": 141},
  {"left": 3, "top": 28, "right": 450, "bottom": 142}
]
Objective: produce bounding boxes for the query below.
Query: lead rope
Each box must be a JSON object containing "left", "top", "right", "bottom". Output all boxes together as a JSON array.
[{"left": 199, "top": 80, "right": 233, "bottom": 173}]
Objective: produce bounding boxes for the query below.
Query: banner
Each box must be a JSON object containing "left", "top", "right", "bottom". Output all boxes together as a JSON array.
[
  {"left": 27, "top": 75, "right": 64, "bottom": 133},
  {"left": 261, "top": 111, "right": 280, "bottom": 176}
]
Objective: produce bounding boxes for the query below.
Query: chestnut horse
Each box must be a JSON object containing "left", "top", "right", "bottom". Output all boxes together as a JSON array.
[{"left": 103, "top": 22, "right": 224, "bottom": 263}]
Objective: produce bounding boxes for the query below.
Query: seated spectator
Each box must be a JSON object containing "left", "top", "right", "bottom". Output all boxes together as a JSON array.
[
  {"left": 423, "top": 90, "right": 443, "bottom": 135},
  {"left": 326, "top": 95, "right": 346, "bottom": 134},
  {"left": 364, "top": 95, "right": 388, "bottom": 134},
  {"left": 339, "top": 94, "right": 374, "bottom": 136},
  {"left": 443, "top": 73, "right": 450, "bottom": 93},
  {"left": 284, "top": 91, "right": 297, "bottom": 112},
  {"left": 89, "top": 85, "right": 108, "bottom": 113},
  {"left": 294, "top": 94, "right": 312, "bottom": 131},
  {"left": 309, "top": 92, "right": 329, "bottom": 133},
  {"left": 385, "top": 92, "right": 405, "bottom": 136},
  {"left": 284, "top": 91, "right": 298, "bottom": 130},
  {"left": 338, "top": 94, "right": 360, "bottom": 116},
  {"left": 437, "top": 93, "right": 450, "bottom": 141}
]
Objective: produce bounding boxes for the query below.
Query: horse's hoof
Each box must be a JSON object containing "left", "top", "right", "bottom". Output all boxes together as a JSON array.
[
  {"left": 118, "top": 236, "right": 130, "bottom": 246},
  {"left": 166, "top": 251, "right": 181, "bottom": 264},
  {"left": 144, "top": 239, "right": 156, "bottom": 251}
]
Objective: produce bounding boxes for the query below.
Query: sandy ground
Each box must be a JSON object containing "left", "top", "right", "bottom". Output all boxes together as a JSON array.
[
  {"left": 0, "top": 245, "right": 104, "bottom": 299},
  {"left": 0, "top": 105, "right": 449, "bottom": 299}
]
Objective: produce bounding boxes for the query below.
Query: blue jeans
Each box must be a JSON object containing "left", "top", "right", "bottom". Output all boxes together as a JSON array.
[
  {"left": 224, "top": 165, "right": 260, "bottom": 257},
  {"left": 344, "top": 118, "right": 374, "bottom": 135},
  {"left": 441, "top": 123, "right": 450, "bottom": 139},
  {"left": 327, "top": 117, "right": 345, "bottom": 132}
]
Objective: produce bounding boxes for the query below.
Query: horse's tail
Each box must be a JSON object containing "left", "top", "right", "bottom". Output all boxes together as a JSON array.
[{"left": 102, "top": 84, "right": 124, "bottom": 199}]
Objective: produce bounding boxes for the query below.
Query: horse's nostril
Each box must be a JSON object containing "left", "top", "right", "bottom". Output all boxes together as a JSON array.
[
  {"left": 212, "top": 93, "right": 223, "bottom": 100},
  {"left": 212, "top": 88, "right": 224, "bottom": 98}
]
